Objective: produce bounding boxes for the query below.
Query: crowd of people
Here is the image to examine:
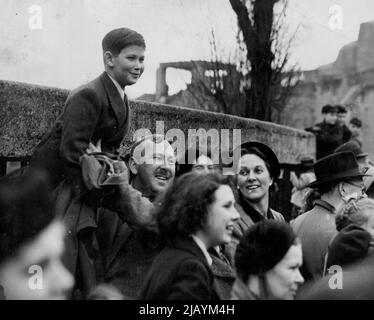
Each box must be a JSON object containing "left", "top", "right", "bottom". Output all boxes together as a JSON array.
[
  {"left": 1, "top": 27, "right": 374, "bottom": 300},
  {"left": 305, "top": 104, "right": 365, "bottom": 160}
]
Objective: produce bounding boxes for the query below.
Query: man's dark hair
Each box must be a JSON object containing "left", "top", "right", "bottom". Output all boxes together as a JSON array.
[
  {"left": 336, "top": 105, "right": 347, "bottom": 114},
  {"left": 321, "top": 104, "right": 337, "bottom": 114}
]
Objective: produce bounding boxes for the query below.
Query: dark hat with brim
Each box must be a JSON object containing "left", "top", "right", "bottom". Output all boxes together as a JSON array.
[
  {"left": 300, "top": 156, "right": 314, "bottom": 169},
  {"left": 307, "top": 151, "right": 368, "bottom": 188},
  {"left": 233, "top": 141, "right": 280, "bottom": 179},
  {"left": 335, "top": 141, "right": 368, "bottom": 159}
]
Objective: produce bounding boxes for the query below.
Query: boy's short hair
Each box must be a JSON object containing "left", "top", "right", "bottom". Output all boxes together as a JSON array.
[{"left": 102, "top": 27, "right": 145, "bottom": 56}]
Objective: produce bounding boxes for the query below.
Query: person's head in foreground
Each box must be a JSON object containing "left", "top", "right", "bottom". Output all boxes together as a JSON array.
[
  {"left": 0, "top": 169, "right": 73, "bottom": 300},
  {"left": 232, "top": 220, "right": 304, "bottom": 300},
  {"left": 156, "top": 172, "right": 240, "bottom": 248},
  {"left": 102, "top": 27, "right": 146, "bottom": 88}
]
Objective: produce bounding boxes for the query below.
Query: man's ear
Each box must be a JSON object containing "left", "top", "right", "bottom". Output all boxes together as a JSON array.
[
  {"left": 104, "top": 51, "right": 114, "bottom": 68},
  {"left": 128, "top": 157, "right": 138, "bottom": 175},
  {"left": 338, "top": 182, "right": 345, "bottom": 197}
]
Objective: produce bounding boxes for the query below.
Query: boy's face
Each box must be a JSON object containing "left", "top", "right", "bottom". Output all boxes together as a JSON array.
[
  {"left": 106, "top": 45, "right": 145, "bottom": 88},
  {"left": 324, "top": 112, "right": 337, "bottom": 125}
]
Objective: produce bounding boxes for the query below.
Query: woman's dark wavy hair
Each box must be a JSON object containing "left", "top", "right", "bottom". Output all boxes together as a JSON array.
[{"left": 154, "top": 172, "right": 233, "bottom": 244}]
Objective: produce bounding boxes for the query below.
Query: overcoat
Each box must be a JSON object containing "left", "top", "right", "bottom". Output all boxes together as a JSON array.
[
  {"left": 226, "top": 195, "right": 284, "bottom": 262},
  {"left": 141, "top": 237, "right": 220, "bottom": 300},
  {"left": 30, "top": 71, "right": 131, "bottom": 297},
  {"left": 31, "top": 71, "right": 130, "bottom": 195},
  {"left": 291, "top": 199, "right": 338, "bottom": 281}
]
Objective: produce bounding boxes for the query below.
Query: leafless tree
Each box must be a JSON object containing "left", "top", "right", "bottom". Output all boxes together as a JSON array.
[
  {"left": 229, "top": 0, "right": 300, "bottom": 122},
  {"left": 185, "top": 30, "right": 246, "bottom": 116},
  {"left": 184, "top": 0, "right": 300, "bottom": 122}
]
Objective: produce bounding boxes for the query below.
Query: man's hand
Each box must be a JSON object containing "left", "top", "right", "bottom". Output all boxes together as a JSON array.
[{"left": 86, "top": 139, "right": 102, "bottom": 153}]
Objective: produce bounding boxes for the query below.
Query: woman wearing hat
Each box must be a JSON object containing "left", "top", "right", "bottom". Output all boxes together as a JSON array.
[
  {"left": 231, "top": 220, "right": 304, "bottom": 300},
  {"left": 291, "top": 151, "right": 368, "bottom": 281},
  {"left": 227, "top": 142, "right": 284, "bottom": 259},
  {"left": 0, "top": 169, "right": 74, "bottom": 299}
]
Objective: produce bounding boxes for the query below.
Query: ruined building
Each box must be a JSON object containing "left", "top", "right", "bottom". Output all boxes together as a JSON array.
[
  {"left": 283, "top": 20, "right": 374, "bottom": 156},
  {"left": 138, "top": 21, "right": 374, "bottom": 156},
  {"left": 137, "top": 60, "right": 245, "bottom": 115}
]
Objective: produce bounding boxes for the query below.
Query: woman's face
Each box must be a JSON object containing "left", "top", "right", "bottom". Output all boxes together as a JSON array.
[
  {"left": 0, "top": 220, "right": 74, "bottom": 300},
  {"left": 203, "top": 185, "right": 240, "bottom": 248},
  {"left": 237, "top": 154, "right": 273, "bottom": 203},
  {"left": 265, "top": 244, "right": 304, "bottom": 300},
  {"left": 191, "top": 155, "right": 215, "bottom": 174}
]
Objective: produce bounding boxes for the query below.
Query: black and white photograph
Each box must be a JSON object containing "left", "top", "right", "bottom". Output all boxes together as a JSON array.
[{"left": 1, "top": 0, "right": 374, "bottom": 307}]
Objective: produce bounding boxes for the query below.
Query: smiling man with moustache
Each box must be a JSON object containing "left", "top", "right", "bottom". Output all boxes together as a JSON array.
[
  {"left": 128, "top": 134, "right": 176, "bottom": 202},
  {"left": 96, "top": 135, "right": 176, "bottom": 299}
]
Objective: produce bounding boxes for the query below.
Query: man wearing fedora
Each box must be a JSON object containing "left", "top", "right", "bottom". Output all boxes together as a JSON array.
[
  {"left": 335, "top": 140, "right": 371, "bottom": 174},
  {"left": 291, "top": 151, "right": 367, "bottom": 282}
]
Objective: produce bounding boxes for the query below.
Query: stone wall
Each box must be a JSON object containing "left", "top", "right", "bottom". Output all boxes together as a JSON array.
[
  {"left": 0, "top": 79, "right": 315, "bottom": 165},
  {"left": 0, "top": 79, "right": 316, "bottom": 220}
]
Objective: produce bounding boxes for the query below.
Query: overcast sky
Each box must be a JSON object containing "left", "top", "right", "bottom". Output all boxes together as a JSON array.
[{"left": 1, "top": 0, "right": 374, "bottom": 98}]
